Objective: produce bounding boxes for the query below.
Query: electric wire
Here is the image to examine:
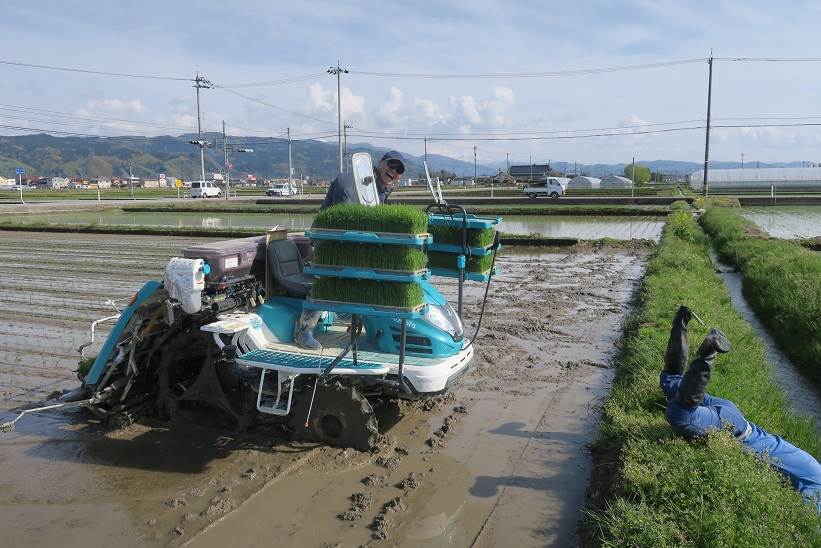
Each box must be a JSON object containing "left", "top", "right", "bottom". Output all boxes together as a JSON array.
[
  {"left": 0, "top": 59, "right": 192, "bottom": 81},
  {"left": 348, "top": 58, "right": 706, "bottom": 79}
]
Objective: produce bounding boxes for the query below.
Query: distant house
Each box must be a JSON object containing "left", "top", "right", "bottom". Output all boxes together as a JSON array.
[
  {"left": 142, "top": 179, "right": 160, "bottom": 188},
  {"left": 510, "top": 164, "right": 551, "bottom": 182},
  {"left": 491, "top": 171, "right": 516, "bottom": 186},
  {"left": 600, "top": 175, "right": 633, "bottom": 189},
  {"left": 49, "top": 177, "right": 70, "bottom": 189},
  {"left": 94, "top": 177, "right": 112, "bottom": 189}
]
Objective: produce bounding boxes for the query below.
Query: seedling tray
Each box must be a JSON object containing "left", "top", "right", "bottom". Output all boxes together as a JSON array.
[
  {"left": 304, "top": 297, "right": 424, "bottom": 319},
  {"left": 306, "top": 228, "right": 431, "bottom": 247},
  {"left": 305, "top": 264, "right": 429, "bottom": 283},
  {"left": 428, "top": 242, "right": 499, "bottom": 256},
  {"left": 428, "top": 213, "right": 501, "bottom": 230},
  {"left": 429, "top": 266, "right": 499, "bottom": 282}
]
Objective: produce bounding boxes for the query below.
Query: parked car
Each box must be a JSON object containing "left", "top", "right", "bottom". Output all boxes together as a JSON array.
[
  {"left": 190, "top": 180, "right": 221, "bottom": 198},
  {"left": 11, "top": 184, "right": 34, "bottom": 191},
  {"left": 523, "top": 177, "right": 569, "bottom": 199},
  {"left": 265, "top": 183, "right": 298, "bottom": 196}
]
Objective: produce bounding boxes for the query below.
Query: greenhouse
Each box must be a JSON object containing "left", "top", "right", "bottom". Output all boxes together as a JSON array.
[
  {"left": 689, "top": 167, "right": 821, "bottom": 191},
  {"left": 600, "top": 175, "right": 633, "bottom": 189},
  {"left": 567, "top": 176, "right": 601, "bottom": 189}
]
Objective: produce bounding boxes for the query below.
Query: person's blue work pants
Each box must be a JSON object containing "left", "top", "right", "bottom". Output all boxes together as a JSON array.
[{"left": 661, "top": 372, "right": 821, "bottom": 511}]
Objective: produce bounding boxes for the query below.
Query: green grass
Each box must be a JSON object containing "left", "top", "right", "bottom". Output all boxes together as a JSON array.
[
  {"left": 312, "top": 241, "right": 427, "bottom": 271},
  {"left": 700, "top": 207, "right": 821, "bottom": 384},
  {"left": 427, "top": 251, "right": 494, "bottom": 273},
  {"left": 428, "top": 225, "right": 496, "bottom": 247},
  {"left": 581, "top": 210, "right": 821, "bottom": 546},
  {"left": 310, "top": 278, "right": 424, "bottom": 309},
  {"left": 312, "top": 204, "right": 428, "bottom": 234}
]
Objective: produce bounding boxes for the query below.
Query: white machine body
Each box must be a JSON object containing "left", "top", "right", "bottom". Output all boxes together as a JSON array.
[{"left": 164, "top": 257, "right": 206, "bottom": 313}]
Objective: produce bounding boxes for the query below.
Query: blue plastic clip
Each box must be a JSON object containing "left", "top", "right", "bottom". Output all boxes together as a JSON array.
[
  {"left": 202, "top": 262, "right": 211, "bottom": 275},
  {"left": 456, "top": 255, "right": 466, "bottom": 269}
]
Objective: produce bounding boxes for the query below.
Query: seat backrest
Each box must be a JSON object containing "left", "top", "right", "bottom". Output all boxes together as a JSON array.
[{"left": 268, "top": 238, "right": 304, "bottom": 282}]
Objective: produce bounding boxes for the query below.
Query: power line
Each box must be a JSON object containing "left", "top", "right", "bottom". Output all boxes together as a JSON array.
[
  {"left": 348, "top": 58, "right": 706, "bottom": 79},
  {"left": 347, "top": 126, "right": 704, "bottom": 141},
  {"left": 715, "top": 57, "right": 821, "bottom": 62},
  {"left": 0, "top": 59, "right": 191, "bottom": 81},
  {"left": 215, "top": 86, "right": 337, "bottom": 126},
  {"left": 218, "top": 73, "right": 326, "bottom": 88}
]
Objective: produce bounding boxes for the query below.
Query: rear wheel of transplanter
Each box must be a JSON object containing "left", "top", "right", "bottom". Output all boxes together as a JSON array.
[{"left": 288, "top": 382, "right": 378, "bottom": 452}]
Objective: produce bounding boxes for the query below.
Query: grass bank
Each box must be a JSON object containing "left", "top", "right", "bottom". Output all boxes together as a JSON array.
[
  {"left": 581, "top": 210, "right": 821, "bottom": 546},
  {"left": 700, "top": 208, "right": 821, "bottom": 384}
]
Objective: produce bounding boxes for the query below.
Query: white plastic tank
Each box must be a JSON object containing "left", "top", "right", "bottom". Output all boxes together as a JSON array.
[{"left": 164, "top": 257, "right": 206, "bottom": 314}]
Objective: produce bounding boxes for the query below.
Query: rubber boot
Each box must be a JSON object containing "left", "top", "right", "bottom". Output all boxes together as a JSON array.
[
  {"left": 295, "top": 328, "right": 322, "bottom": 350},
  {"left": 663, "top": 306, "right": 692, "bottom": 375},
  {"left": 676, "top": 328, "right": 731, "bottom": 407}
]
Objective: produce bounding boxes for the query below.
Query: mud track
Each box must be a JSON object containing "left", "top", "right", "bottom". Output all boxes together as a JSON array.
[{"left": 0, "top": 232, "right": 647, "bottom": 547}]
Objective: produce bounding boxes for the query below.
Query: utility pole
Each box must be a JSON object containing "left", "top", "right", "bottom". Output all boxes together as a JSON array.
[
  {"left": 287, "top": 127, "right": 293, "bottom": 190},
  {"left": 473, "top": 145, "right": 477, "bottom": 187},
  {"left": 343, "top": 121, "right": 353, "bottom": 172},
  {"left": 529, "top": 154, "right": 533, "bottom": 181},
  {"left": 741, "top": 152, "right": 745, "bottom": 183},
  {"left": 702, "top": 53, "right": 714, "bottom": 196},
  {"left": 193, "top": 73, "right": 213, "bottom": 184},
  {"left": 327, "top": 63, "right": 348, "bottom": 174},
  {"left": 506, "top": 152, "right": 510, "bottom": 173},
  {"left": 223, "top": 120, "right": 230, "bottom": 200},
  {"left": 424, "top": 137, "right": 427, "bottom": 164},
  {"left": 128, "top": 160, "right": 135, "bottom": 200},
  {"left": 631, "top": 156, "right": 635, "bottom": 199}
]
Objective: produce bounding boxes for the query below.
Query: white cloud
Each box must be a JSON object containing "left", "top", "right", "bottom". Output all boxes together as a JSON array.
[{"left": 79, "top": 98, "right": 146, "bottom": 114}]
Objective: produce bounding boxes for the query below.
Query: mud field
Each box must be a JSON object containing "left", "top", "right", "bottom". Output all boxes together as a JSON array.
[{"left": 0, "top": 231, "right": 648, "bottom": 547}]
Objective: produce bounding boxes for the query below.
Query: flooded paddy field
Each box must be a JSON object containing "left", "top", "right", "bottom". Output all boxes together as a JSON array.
[
  {"left": 2, "top": 210, "right": 665, "bottom": 241},
  {"left": 0, "top": 231, "right": 648, "bottom": 546},
  {"left": 740, "top": 205, "right": 821, "bottom": 239}
]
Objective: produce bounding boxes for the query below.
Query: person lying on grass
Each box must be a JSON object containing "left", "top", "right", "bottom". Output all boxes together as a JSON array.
[{"left": 660, "top": 306, "right": 821, "bottom": 512}]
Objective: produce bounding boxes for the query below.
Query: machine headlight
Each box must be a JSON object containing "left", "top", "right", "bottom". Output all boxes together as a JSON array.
[{"left": 425, "top": 304, "right": 464, "bottom": 340}]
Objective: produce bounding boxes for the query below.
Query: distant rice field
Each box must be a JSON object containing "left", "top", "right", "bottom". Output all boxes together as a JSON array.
[{"left": 740, "top": 206, "right": 821, "bottom": 238}]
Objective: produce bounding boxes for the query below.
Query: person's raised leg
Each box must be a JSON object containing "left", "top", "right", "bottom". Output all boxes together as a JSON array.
[
  {"left": 660, "top": 306, "right": 692, "bottom": 401},
  {"left": 676, "top": 328, "right": 731, "bottom": 407}
]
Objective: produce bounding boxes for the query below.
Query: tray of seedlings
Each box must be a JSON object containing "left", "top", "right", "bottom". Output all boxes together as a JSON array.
[
  {"left": 426, "top": 210, "right": 501, "bottom": 281},
  {"left": 305, "top": 204, "right": 430, "bottom": 318}
]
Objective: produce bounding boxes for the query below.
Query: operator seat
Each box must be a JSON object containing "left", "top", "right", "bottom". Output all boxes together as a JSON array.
[{"left": 267, "top": 239, "right": 314, "bottom": 297}]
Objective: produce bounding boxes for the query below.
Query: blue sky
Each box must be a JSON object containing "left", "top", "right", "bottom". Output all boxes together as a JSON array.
[{"left": 3, "top": 0, "right": 821, "bottom": 166}]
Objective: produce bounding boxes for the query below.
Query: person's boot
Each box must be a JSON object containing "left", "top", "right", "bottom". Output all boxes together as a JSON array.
[
  {"left": 676, "top": 328, "right": 731, "bottom": 407},
  {"left": 663, "top": 306, "right": 692, "bottom": 375},
  {"left": 295, "top": 327, "right": 322, "bottom": 350}
]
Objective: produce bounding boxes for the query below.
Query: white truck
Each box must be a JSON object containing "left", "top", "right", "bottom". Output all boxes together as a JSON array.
[{"left": 522, "top": 177, "right": 569, "bottom": 199}]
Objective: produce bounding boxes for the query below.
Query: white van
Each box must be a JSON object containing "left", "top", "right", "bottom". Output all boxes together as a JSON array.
[{"left": 190, "top": 180, "right": 221, "bottom": 198}]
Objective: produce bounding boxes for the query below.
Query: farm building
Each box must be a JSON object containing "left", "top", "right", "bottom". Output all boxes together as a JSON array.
[
  {"left": 567, "top": 176, "right": 601, "bottom": 189},
  {"left": 600, "top": 175, "right": 633, "bottom": 188},
  {"left": 689, "top": 167, "right": 821, "bottom": 192},
  {"left": 510, "top": 164, "right": 551, "bottom": 182}
]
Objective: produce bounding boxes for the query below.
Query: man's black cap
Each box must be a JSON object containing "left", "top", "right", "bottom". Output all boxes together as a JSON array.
[{"left": 380, "top": 150, "right": 406, "bottom": 174}]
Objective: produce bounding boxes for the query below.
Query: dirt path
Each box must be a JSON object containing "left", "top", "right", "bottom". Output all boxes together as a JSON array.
[{"left": 0, "top": 233, "right": 647, "bottom": 546}]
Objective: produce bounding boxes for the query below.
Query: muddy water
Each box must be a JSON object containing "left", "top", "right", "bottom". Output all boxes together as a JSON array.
[
  {"left": 2, "top": 211, "right": 665, "bottom": 240},
  {"left": 710, "top": 251, "right": 821, "bottom": 428},
  {"left": 741, "top": 205, "right": 821, "bottom": 239},
  {"left": 0, "top": 231, "right": 648, "bottom": 547}
]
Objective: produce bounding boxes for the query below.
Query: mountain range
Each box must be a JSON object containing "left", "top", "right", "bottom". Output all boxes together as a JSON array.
[{"left": 0, "top": 133, "right": 812, "bottom": 182}]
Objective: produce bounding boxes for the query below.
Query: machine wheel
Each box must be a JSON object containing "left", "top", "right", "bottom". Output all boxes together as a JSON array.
[
  {"left": 550, "top": 191, "right": 559, "bottom": 199},
  {"left": 527, "top": 193, "right": 537, "bottom": 199},
  {"left": 289, "top": 382, "right": 378, "bottom": 452}
]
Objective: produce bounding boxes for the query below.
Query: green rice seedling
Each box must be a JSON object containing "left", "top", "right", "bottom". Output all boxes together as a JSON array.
[
  {"left": 312, "top": 204, "right": 428, "bottom": 234},
  {"left": 428, "top": 225, "right": 495, "bottom": 247},
  {"left": 311, "top": 278, "right": 424, "bottom": 309},
  {"left": 427, "top": 251, "right": 494, "bottom": 273},
  {"left": 312, "top": 241, "right": 428, "bottom": 272}
]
